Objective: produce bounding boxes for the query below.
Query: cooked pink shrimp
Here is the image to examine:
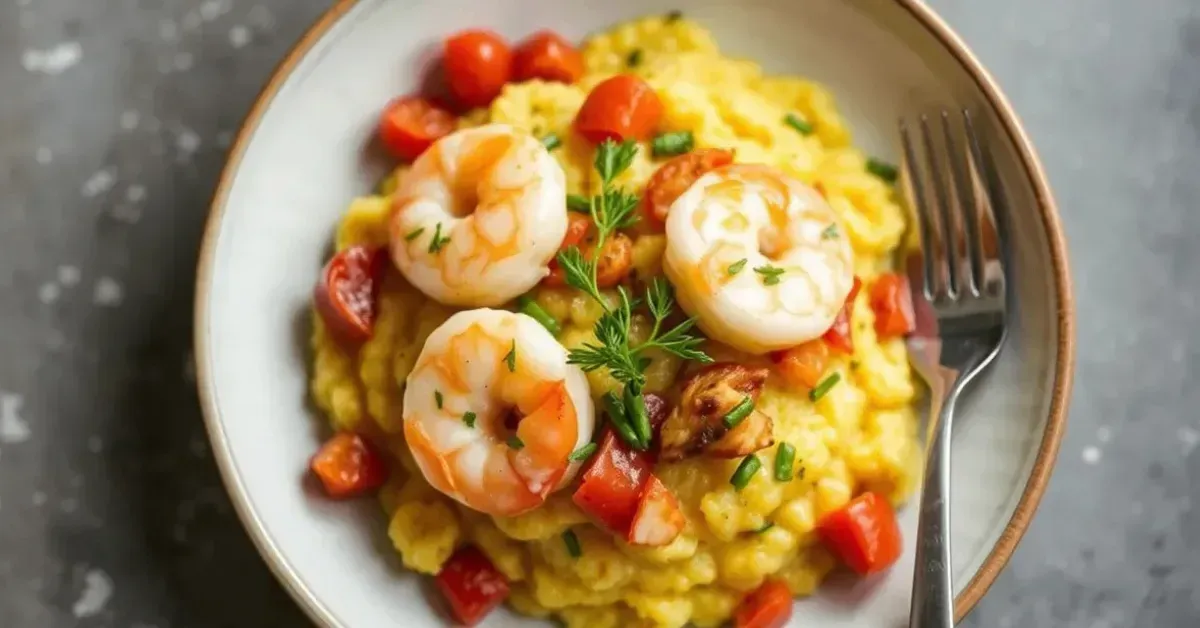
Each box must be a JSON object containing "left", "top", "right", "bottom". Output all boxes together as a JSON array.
[
  {"left": 664, "top": 164, "right": 855, "bottom": 354},
  {"left": 402, "top": 309, "right": 595, "bottom": 516},
  {"left": 389, "top": 124, "right": 569, "bottom": 307}
]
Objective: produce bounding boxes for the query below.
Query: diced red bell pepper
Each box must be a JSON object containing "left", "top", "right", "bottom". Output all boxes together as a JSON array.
[
  {"left": 821, "top": 276, "right": 861, "bottom": 354},
  {"left": 309, "top": 433, "right": 388, "bottom": 499},
  {"left": 816, "top": 491, "right": 903, "bottom": 576},
  {"left": 869, "top": 273, "right": 916, "bottom": 338},
  {"left": 435, "top": 546, "right": 511, "bottom": 626},
  {"left": 628, "top": 475, "right": 685, "bottom": 546},
  {"left": 733, "top": 578, "right": 794, "bottom": 628},
  {"left": 770, "top": 340, "right": 830, "bottom": 390},
  {"left": 314, "top": 245, "right": 389, "bottom": 345},
  {"left": 572, "top": 429, "right": 653, "bottom": 535}
]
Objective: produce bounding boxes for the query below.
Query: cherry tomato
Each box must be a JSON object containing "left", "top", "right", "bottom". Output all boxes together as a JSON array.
[
  {"left": 575, "top": 74, "right": 663, "bottom": 144},
  {"left": 309, "top": 433, "right": 388, "bottom": 499},
  {"left": 822, "top": 276, "right": 862, "bottom": 353},
  {"left": 444, "top": 29, "right": 513, "bottom": 108},
  {"left": 868, "top": 273, "right": 916, "bottom": 338},
  {"left": 544, "top": 213, "right": 592, "bottom": 286},
  {"left": 817, "top": 492, "right": 903, "bottom": 575},
  {"left": 572, "top": 429, "right": 654, "bottom": 535},
  {"left": 642, "top": 148, "right": 736, "bottom": 227},
  {"left": 733, "top": 579, "right": 794, "bottom": 628},
  {"left": 627, "top": 475, "right": 685, "bottom": 546},
  {"left": 435, "top": 546, "right": 511, "bottom": 626},
  {"left": 513, "top": 30, "right": 584, "bottom": 83},
  {"left": 314, "top": 245, "right": 388, "bottom": 344},
  {"left": 770, "top": 340, "right": 830, "bottom": 390},
  {"left": 378, "top": 96, "right": 456, "bottom": 161}
]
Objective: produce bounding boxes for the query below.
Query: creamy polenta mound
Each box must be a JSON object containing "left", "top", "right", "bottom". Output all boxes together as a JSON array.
[{"left": 311, "top": 15, "right": 920, "bottom": 628}]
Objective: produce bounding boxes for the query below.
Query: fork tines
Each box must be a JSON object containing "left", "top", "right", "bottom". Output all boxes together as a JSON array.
[{"left": 899, "top": 110, "right": 1006, "bottom": 307}]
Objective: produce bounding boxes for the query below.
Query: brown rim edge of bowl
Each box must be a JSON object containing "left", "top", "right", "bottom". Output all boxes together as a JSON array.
[
  {"left": 895, "top": 0, "right": 1075, "bottom": 621},
  {"left": 193, "top": 1, "right": 1076, "bottom": 626}
]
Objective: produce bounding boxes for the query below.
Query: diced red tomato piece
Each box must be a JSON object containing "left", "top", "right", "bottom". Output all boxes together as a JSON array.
[
  {"left": 513, "top": 30, "right": 584, "bottom": 84},
  {"left": 378, "top": 96, "right": 457, "bottom": 161},
  {"left": 642, "top": 148, "right": 736, "bottom": 228},
  {"left": 314, "top": 245, "right": 389, "bottom": 344},
  {"left": 575, "top": 75, "right": 663, "bottom": 144},
  {"left": 544, "top": 213, "right": 593, "bottom": 286},
  {"left": 572, "top": 430, "right": 654, "bottom": 535},
  {"left": 628, "top": 475, "right": 685, "bottom": 546},
  {"left": 816, "top": 491, "right": 903, "bottom": 575},
  {"left": 435, "top": 546, "right": 511, "bottom": 626},
  {"left": 770, "top": 340, "right": 829, "bottom": 390},
  {"left": 822, "top": 276, "right": 862, "bottom": 353},
  {"left": 444, "top": 29, "right": 513, "bottom": 108},
  {"left": 733, "top": 578, "right": 794, "bottom": 628},
  {"left": 309, "top": 433, "right": 388, "bottom": 499},
  {"left": 868, "top": 273, "right": 916, "bottom": 338}
]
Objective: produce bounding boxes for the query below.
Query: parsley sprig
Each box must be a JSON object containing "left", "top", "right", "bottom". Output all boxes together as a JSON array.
[{"left": 555, "top": 141, "right": 712, "bottom": 450}]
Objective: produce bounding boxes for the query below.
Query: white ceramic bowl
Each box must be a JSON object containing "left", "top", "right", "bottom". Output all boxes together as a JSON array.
[{"left": 194, "top": 1, "right": 1075, "bottom": 626}]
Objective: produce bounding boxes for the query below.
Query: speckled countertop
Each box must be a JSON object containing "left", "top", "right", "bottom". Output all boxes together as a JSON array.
[{"left": 1, "top": 0, "right": 1197, "bottom": 626}]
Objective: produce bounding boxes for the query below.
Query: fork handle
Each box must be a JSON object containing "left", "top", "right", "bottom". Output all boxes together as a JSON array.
[{"left": 909, "top": 390, "right": 957, "bottom": 628}]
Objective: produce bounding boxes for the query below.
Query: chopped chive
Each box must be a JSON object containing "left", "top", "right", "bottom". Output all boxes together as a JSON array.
[
  {"left": 428, "top": 222, "right": 451, "bottom": 253},
  {"left": 517, "top": 295, "right": 561, "bottom": 335},
  {"left": 754, "top": 265, "right": 786, "bottom": 286},
  {"left": 722, "top": 396, "right": 755, "bottom": 429},
  {"left": 624, "top": 387, "right": 652, "bottom": 447},
  {"left": 604, "top": 391, "right": 642, "bottom": 450},
  {"left": 809, "top": 372, "right": 841, "bottom": 402},
  {"left": 651, "top": 131, "right": 694, "bottom": 158},
  {"left": 665, "top": 10, "right": 683, "bottom": 22},
  {"left": 568, "top": 442, "right": 598, "bottom": 462},
  {"left": 867, "top": 158, "right": 899, "bottom": 183},
  {"left": 404, "top": 227, "right": 425, "bottom": 242},
  {"left": 541, "top": 133, "right": 562, "bottom": 151},
  {"left": 753, "top": 521, "right": 775, "bottom": 534},
  {"left": 774, "top": 442, "right": 796, "bottom": 481},
  {"left": 562, "top": 529, "right": 582, "bottom": 558},
  {"left": 784, "top": 113, "right": 815, "bottom": 136},
  {"left": 730, "top": 454, "right": 762, "bottom": 491},
  {"left": 462, "top": 411, "right": 477, "bottom": 428},
  {"left": 435, "top": 390, "right": 444, "bottom": 409},
  {"left": 507, "top": 434, "right": 525, "bottom": 450},
  {"left": 627, "top": 48, "right": 644, "bottom": 67},
  {"left": 504, "top": 340, "right": 516, "bottom": 372},
  {"left": 727, "top": 258, "right": 748, "bottom": 275},
  {"left": 821, "top": 224, "right": 839, "bottom": 240},
  {"left": 567, "top": 193, "right": 592, "bottom": 213}
]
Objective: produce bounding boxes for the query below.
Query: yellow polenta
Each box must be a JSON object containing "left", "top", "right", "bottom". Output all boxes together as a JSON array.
[{"left": 312, "top": 16, "right": 919, "bottom": 628}]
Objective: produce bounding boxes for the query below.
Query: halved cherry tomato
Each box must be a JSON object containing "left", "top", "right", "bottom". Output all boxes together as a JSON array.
[
  {"left": 444, "top": 29, "right": 513, "bottom": 108},
  {"left": 435, "top": 545, "right": 511, "bottom": 626},
  {"left": 545, "top": 233, "right": 634, "bottom": 288},
  {"left": 822, "top": 276, "right": 862, "bottom": 354},
  {"left": 309, "top": 433, "right": 388, "bottom": 499},
  {"left": 868, "top": 273, "right": 916, "bottom": 338},
  {"left": 378, "top": 96, "right": 457, "bottom": 161},
  {"left": 628, "top": 475, "right": 685, "bottom": 546},
  {"left": 314, "top": 245, "right": 388, "bottom": 344},
  {"left": 817, "top": 491, "right": 903, "bottom": 575},
  {"left": 770, "top": 340, "right": 830, "bottom": 390},
  {"left": 572, "top": 429, "right": 654, "bottom": 535},
  {"left": 544, "top": 213, "right": 593, "bottom": 286},
  {"left": 642, "top": 148, "right": 736, "bottom": 227},
  {"left": 575, "top": 74, "right": 663, "bottom": 144},
  {"left": 733, "top": 578, "right": 794, "bottom": 628},
  {"left": 513, "top": 30, "right": 584, "bottom": 84}
]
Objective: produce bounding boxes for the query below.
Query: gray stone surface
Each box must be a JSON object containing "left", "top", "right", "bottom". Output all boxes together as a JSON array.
[{"left": 0, "top": 0, "right": 1196, "bottom": 626}]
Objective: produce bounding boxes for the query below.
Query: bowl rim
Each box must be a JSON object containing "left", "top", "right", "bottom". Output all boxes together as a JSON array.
[{"left": 193, "top": 0, "right": 1076, "bottom": 624}]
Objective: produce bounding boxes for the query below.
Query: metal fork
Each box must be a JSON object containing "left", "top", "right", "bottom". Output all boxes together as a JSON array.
[{"left": 899, "top": 110, "right": 1009, "bottom": 628}]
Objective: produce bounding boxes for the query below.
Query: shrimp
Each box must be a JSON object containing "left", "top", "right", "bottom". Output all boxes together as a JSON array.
[
  {"left": 663, "top": 164, "right": 855, "bottom": 354},
  {"left": 389, "top": 124, "right": 569, "bottom": 307},
  {"left": 402, "top": 308, "right": 595, "bottom": 516}
]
